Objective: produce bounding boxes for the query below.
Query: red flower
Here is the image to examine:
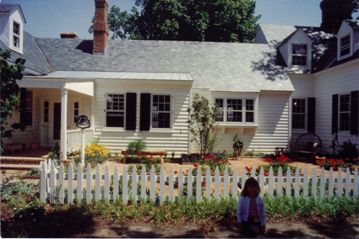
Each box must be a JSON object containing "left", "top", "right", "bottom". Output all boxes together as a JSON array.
[
  {"left": 245, "top": 166, "right": 252, "bottom": 172},
  {"left": 264, "top": 172, "right": 269, "bottom": 176},
  {"left": 174, "top": 170, "right": 178, "bottom": 174},
  {"left": 193, "top": 163, "right": 198, "bottom": 168}
]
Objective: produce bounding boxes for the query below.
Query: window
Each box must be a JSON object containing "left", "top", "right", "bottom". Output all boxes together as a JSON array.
[
  {"left": 340, "top": 35, "right": 350, "bottom": 57},
  {"left": 13, "top": 21, "right": 20, "bottom": 48},
  {"left": 106, "top": 94, "right": 124, "bottom": 127},
  {"left": 227, "top": 99, "right": 242, "bottom": 122},
  {"left": 73, "top": 102, "right": 79, "bottom": 123},
  {"left": 292, "top": 44, "right": 307, "bottom": 66},
  {"left": 43, "top": 101, "right": 49, "bottom": 123},
  {"left": 245, "top": 100, "right": 254, "bottom": 122},
  {"left": 292, "top": 99, "right": 306, "bottom": 129},
  {"left": 215, "top": 99, "right": 224, "bottom": 122},
  {"left": 152, "top": 95, "right": 171, "bottom": 128},
  {"left": 25, "top": 90, "right": 33, "bottom": 126},
  {"left": 339, "top": 94, "right": 350, "bottom": 131}
]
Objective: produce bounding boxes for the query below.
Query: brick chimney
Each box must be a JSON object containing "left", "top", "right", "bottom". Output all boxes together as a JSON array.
[
  {"left": 60, "top": 32, "right": 78, "bottom": 39},
  {"left": 93, "top": 0, "right": 109, "bottom": 54}
]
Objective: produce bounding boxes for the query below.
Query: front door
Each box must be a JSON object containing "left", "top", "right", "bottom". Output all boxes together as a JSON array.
[{"left": 53, "top": 103, "right": 61, "bottom": 140}]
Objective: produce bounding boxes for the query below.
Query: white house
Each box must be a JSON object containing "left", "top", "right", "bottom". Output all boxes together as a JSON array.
[{"left": 1, "top": 1, "right": 358, "bottom": 159}]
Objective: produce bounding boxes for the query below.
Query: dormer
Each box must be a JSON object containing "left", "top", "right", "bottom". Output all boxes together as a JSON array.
[
  {"left": 0, "top": 4, "right": 26, "bottom": 54},
  {"left": 337, "top": 20, "right": 359, "bottom": 61},
  {"left": 278, "top": 29, "right": 312, "bottom": 71}
]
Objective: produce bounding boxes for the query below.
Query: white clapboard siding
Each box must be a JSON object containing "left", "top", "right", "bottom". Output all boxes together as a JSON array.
[{"left": 41, "top": 160, "right": 359, "bottom": 205}]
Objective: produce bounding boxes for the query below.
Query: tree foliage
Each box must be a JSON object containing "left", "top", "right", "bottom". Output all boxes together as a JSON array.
[
  {"left": 320, "top": 0, "right": 359, "bottom": 33},
  {"left": 0, "top": 49, "right": 26, "bottom": 151},
  {"left": 90, "top": 0, "right": 260, "bottom": 42},
  {"left": 187, "top": 94, "right": 218, "bottom": 156}
]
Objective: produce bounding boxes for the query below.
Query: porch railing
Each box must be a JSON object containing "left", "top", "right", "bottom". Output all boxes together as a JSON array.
[{"left": 66, "top": 129, "right": 94, "bottom": 152}]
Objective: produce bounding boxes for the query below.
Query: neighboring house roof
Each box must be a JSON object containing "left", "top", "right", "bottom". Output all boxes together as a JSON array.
[
  {"left": 0, "top": 3, "right": 26, "bottom": 23},
  {"left": 34, "top": 38, "right": 294, "bottom": 92},
  {"left": 258, "top": 24, "right": 297, "bottom": 45},
  {"left": 345, "top": 19, "right": 359, "bottom": 30},
  {"left": 0, "top": 31, "right": 52, "bottom": 75}
]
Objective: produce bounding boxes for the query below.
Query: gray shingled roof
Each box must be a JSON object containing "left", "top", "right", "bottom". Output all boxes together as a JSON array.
[
  {"left": 34, "top": 38, "right": 294, "bottom": 92},
  {"left": 0, "top": 31, "right": 52, "bottom": 75}
]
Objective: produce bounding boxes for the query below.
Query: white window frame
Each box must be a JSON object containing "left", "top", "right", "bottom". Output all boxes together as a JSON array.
[
  {"left": 12, "top": 21, "right": 21, "bottom": 49},
  {"left": 151, "top": 94, "right": 171, "bottom": 129},
  {"left": 215, "top": 98, "right": 224, "bottom": 122},
  {"left": 105, "top": 93, "right": 126, "bottom": 129},
  {"left": 340, "top": 35, "right": 351, "bottom": 58},
  {"left": 339, "top": 93, "right": 350, "bottom": 132},
  {"left": 245, "top": 99, "right": 255, "bottom": 123},
  {"left": 214, "top": 97, "right": 256, "bottom": 124},
  {"left": 292, "top": 44, "right": 307, "bottom": 66},
  {"left": 292, "top": 98, "right": 306, "bottom": 131},
  {"left": 73, "top": 101, "right": 80, "bottom": 124},
  {"left": 227, "top": 98, "right": 243, "bottom": 122}
]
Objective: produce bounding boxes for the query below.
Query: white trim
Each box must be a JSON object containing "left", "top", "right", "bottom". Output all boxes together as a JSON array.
[{"left": 291, "top": 98, "right": 307, "bottom": 131}]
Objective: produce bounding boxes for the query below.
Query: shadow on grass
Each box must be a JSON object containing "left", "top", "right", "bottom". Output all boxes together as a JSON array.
[
  {"left": 306, "top": 219, "right": 359, "bottom": 239},
  {"left": 1, "top": 206, "right": 96, "bottom": 238},
  {"left": 109, "top": 226, "right": 205, "bottom": 238}
]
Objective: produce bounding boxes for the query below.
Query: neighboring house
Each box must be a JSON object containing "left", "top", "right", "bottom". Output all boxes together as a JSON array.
[{"left": 1, "top": 1, "right": 358, "bottom": 159}]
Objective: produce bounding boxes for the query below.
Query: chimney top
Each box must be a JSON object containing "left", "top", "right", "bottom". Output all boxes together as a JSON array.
[
  {"left": 60, "top": 32, "right": 78, "bottom": 39},
  {"left": 93, "top": 0, "right": 109, "bottom": 54}
]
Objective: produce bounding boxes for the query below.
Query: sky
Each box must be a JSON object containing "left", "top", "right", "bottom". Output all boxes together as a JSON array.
[{"left": 0, "top": 0, "right": 340, "bottom": 39}]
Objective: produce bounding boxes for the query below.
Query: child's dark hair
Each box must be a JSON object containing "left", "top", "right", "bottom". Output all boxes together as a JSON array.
[{"left": 240, "top": 177, "right": 260, "bottom": 197}]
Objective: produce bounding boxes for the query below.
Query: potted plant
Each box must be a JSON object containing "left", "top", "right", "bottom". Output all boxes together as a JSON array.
[{"left": 233, "top": 134, "right": 244, "bottom": 158}]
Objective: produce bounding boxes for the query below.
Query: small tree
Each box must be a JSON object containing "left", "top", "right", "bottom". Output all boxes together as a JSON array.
[
  {"left": 188, "top": 93, "right": 217, "bottom": 156},
  {"left": 0, "top": 49, "right": 26, "bottom": 151}
]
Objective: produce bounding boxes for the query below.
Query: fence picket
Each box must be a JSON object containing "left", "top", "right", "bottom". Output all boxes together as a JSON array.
[
  {"left": 86, "top": 164, "right": 92, "bottom": 204},
  {"left": 196, "top": 167, "right": 202, "bottom": 202},
  {"left": 95, "top": 164, "right": 101, "bottom": 201},
  {"left": 59, "top": 163, "right": 65, "bottom": 204},
  {"left": 214, "top": 167, "right": 220, "bottom": 199},
  {"left": 159, "top": 166, "right": 165, "bottom": 203},
  {"left": 49, "top": 161, "right": 56, "bottom": 204},
  {"left": 354, "top": 168, "right": 358, "bottom": 197},
  {"left": 337, "top": 168, "right": 343, "bottom": 197},
  {"left": 277, "top": 167, "right": 283, "bottom": 197},
  {"left": 68, "top": 163, "right": 74, "bottom": 204},
  {"left": 169, "top": 166, "right": 175, "bottom": 203},
  {"left": 113, "top": 166, "right": 119, "bottom": 202},
  {"left": 131, "top": 165, "right": 138, "bottom": 202},
  {"left": 285, "top": 168, "right": 291, "bottom": 197},
  {"left": 231, "top": 167, "right": 239, "bottom": 198},
  {"left": 205, "top": 167, "right": 211, "bottom": 199},
  {"left": 104, "top": 165, "right": 110, "bottom": 202},
  {"left": 294, "top": 168, "right": 300, "bottom": 198},
  {"left": 223, "top": 166, "right": 229, "bottom": 198},
  {"left": 178, "top": 167, "right": 184, "bottom": 198},
  {"left": 122, "top": 165, "right": 128, "bottom": 204},
  {"left": 259, "top": 167, "right": 264, "bottom": 196},
  {"left": 241, "top": 168, "right": 247, "bottom": 188},
  {"left": 40, "top": 162, "right": 47, "bottom": 203},
  {"left": 345, "top": 167, "right": 351, "bottom": 197},
  {"left": 140, "top": 166, "right": 147, "bottom": 201},
  {"left": 250, "top": 167, "right": 256, "bottom": 178},
  {"left": 311, "top": 168, "right": 317, "bottom": 197},
  {"left": 149, "top": 166, "right": 156, "bottom": 202},
  {"left": 319, "top": 168, "right": 325, "bottom": 199},
  {"left": 187, "top": 167, "right": 193, "bottom": 198},
  {"left": 328, "top": 168, "right": 334, "bottom": 197},
  {"left": 77, "top": 164, "right": 83, "bottom": 203},
  {"left": 268, "top": 167, "right": 274, "bottom": 197},
  {"left": 303, "top": 168, "right": 308, "bottom": 197}
]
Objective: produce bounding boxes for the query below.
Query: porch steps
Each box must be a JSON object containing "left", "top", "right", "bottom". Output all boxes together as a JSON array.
[{"left": 0, "top": 156, "right": 44, "bottom": 171}]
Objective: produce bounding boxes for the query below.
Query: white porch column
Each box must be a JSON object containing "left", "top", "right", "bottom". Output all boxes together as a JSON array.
[{"left": 60, "top": 88, "right": 68, "bottom": 160}]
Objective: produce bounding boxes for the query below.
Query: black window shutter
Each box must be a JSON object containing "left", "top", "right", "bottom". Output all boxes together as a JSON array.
[
  {"left": 332, "top": 94, "right": 338, "bottom": 134},
  {"left": 350, "top": 90, "right": 359, "bottom": 135},
  {"left": 20, "top": 88, "right": 27, "bottom": 125},
  {"left": 140, "top": 93, "right": 151, "bottom": 131},
  {"left": 307, "top": 97, "right": 316, "bottom": 133},
  {"left": 126, "top": 93, "right": 137, "bottom": 130}
]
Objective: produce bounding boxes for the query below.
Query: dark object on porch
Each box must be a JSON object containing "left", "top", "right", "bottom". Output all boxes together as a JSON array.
[
  {"left": 233, "top": 134, "right": 244, "bottom": 158},
  {"left": 330, "top": 134, "right": 358, "bottom": 163},
  {"left": 4, "top": 143, "right": 25, "bottom": 154},
  {"left": 293, "top": 133, "right": 322, "bottom": 160}
]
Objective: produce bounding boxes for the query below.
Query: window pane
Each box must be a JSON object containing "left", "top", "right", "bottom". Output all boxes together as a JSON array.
[
  {"left": 25, "top": 91, "right": 32, "bottom": 126},
  {"left": 227, "top": 111, "right": 242, "bottom": 122},
  {"left": 292, "top": 44, "right": 307, "bottom": 54},
  {"left": 340, "top": 94, "right": 350, "bottom": 112},
  {"left": 246, "top": 100, "right": 254, "bottom": 111},
  {"left": 13, "top": 36, "right": 20, "bottom": 48},
  {"left": 106, "top": 112, "right": 124, "bottom": 127},
  {"left": 215, "top": 99, "right": 224, "bottom": 122},
  {"left": 13, "top": 22, "right": 20, "bottom": 35},
  {"left": 292, "top": 114, "right": 305, "bottom": 129},
  {"left": 340, "top": 113, "right": 350, "bottom": 131},
  {"left": 292, "top": 99, "right": 305, "bottom": 113},
  {"left": 227, "top": 99, "right": 242, "bottom": 110},
  {"left": 292, "top": 44, "right": 307, "bottom": 66},
  {"left": 246, "top": 112, "right": 254, "bottom": 122},
  {"left": 152, "top": 95, "right": 171, "bottom": 128},
  {"left": 44, "top": 101, "right": 49, "bottom": 123},
  {"left": 340, "top": 35, "right": 350, "bottom": 57}
]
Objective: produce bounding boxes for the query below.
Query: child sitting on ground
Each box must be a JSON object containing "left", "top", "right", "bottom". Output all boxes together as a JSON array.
[{"left": 237, "top": 177, "right": 266, "bottom": 236}]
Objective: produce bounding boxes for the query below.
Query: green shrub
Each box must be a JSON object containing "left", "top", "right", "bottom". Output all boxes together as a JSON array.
[{"left": 127, "top": 140, "right": 146, "bottom": 155}]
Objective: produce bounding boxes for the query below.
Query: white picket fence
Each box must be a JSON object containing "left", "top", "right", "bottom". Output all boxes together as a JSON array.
[{"left": 39, "top": 160, "right": 359, "bottom": 205}]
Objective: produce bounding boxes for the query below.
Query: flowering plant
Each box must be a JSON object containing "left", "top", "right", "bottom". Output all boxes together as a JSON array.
[
  {"left": 316, "top": 157, "right": 347, "bottom": 171},
  {"left": 85, "top": 143, "right": 110, "bottom": 165}
]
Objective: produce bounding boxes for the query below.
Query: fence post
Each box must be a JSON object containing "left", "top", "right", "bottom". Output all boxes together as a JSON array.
[
  {"left": 205, "top": 167, "right": 211, "bottom": 199},
  {"left": 86, "top": 164, "right": 92, "bottom": 204},
  {"left": 311, "top": 168, "right": 317, "bottom": 197},
  {"left": 169, "top": 166, "right": 175, "bottom": 203},
  {"left": 345, "top": 167, "right": 351, "bottom": 197},
  {"left": 319, "top": 168, "right": 325, "bottom": 199},
  {"left": 328, "top": 168, "right": 334, "bottom": 197},
  {"left": 95, "top": 164, "right": 101, "bottom": 201},
  {"left": 187, "top": 167, "right": 193, "bottom": 199},
  {"left": 77, "top": 163, "right": 83, "bottom": 203},
  {"left": 49, "top": 160, "right": 56, "bottom": 204},
  {"left": 268, "top": 167, "right": 274, "bottom": 197},
  {"left": 285, "top": 168, "right": 291, "bottom": 197},
  {"left": 59, "top": 163, "right": 65, "bottom": 204},
  {"left": 231, "top": 166, "right": 239, "bottom": 198},
  {"left": 113, "top": 166, "right": 119, "bottom": 202},
  {"left": 131, "top": 165, "right": 138, "bottom": 202},
  {"left": 196, "top": 167, "right": 202, "bottom": 202},
  {"left": 159, "top": 166, "right": 165, "bottom": 203},
  {"left": 277, "top": 167, "right": 283, "bottom": 197},
  {"left": 122, "top": 165, "right": 128, "bottom": 205},
  {"left": 294, "top": 168, "right": 300, "bottom": 198},
  {"left": 241, "top": 168, "right": 247, "bottom": 189},
  {"left": 354, "top": 168, "right": 358, "bottom": 197},
  {"left": 140, "top": 166, "right": 147, "bottom": 201},
  {"left": 149, "top": 165, "right": 155, "bottom": 202},
  {"left": 104, "top": 165, "right": 110, "bottom": 202},
  {"left": 303, "top": 168, "right": 308, "bottom": 197},
  {"left": 40, "top": 161, "right": 47, "bottom": 203},
  {"left": 178, "top": 167, "right": 184, "bottom": 198},
  {"left": 223, "top": 166, "right": 229, "bottom": 198},
  {"left": 259, "top": 167, "right": 264, "bottom": 196},
  {"left": 336, "top": 167, "right": 343, "bottom": 197}
]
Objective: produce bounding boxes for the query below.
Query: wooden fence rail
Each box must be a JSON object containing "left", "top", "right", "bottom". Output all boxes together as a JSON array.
[{"left": 40, "top": 160, "right": 359, "bottom": 205}]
